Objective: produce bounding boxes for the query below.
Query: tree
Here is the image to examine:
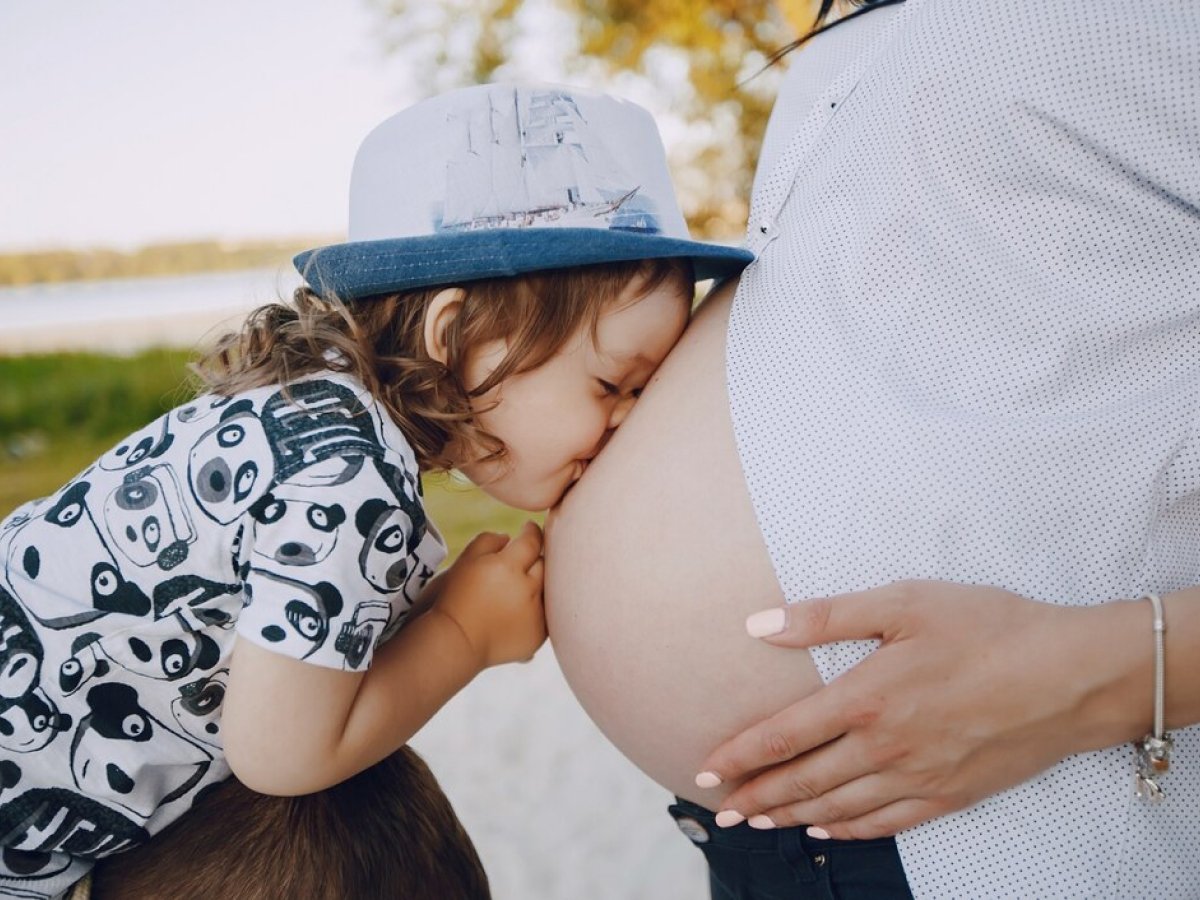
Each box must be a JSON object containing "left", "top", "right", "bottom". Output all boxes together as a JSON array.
[{"left": 369, "top": 0, "right": 822, "bottom": 237}]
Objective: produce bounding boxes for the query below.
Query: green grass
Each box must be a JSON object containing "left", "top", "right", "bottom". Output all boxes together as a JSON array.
[
  {"left": 0, "top": 349, "right": 197, "bottom": 443},
  {"left": 0, "top": 351, "right": 535, "bottom": 559},
  {"left": 422, "top": 473, "right": 541, "bottom": 559}
]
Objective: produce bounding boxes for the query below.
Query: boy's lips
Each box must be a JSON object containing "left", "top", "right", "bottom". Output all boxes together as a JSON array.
[{"left": 558, "top": 459, "right": 589, "bottom": 501}]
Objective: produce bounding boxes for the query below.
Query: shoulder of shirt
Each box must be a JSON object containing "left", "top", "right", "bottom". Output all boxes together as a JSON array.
[
  {"left": 297, "top": 370, "right": 423, "bottom": 475},
  {"left": 179, "top": 369, "right": 422, "bottom": 480}
]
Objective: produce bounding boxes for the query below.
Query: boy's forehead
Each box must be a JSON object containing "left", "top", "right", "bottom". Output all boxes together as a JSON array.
[
  {"left": 593, "top": 347, "right": 645, "bottom": 372},
  {"left": 596, "top": 288, "right": 687, "bottom": 354}
]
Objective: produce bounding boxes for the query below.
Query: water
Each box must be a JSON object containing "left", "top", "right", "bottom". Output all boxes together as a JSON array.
[{"left": 0, "top": 267, "right": 303, "bottom": 354}]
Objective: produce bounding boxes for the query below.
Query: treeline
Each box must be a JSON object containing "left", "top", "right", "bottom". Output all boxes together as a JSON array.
[{"left": 0, "top": 236, "right": 338, "bottom": 287}]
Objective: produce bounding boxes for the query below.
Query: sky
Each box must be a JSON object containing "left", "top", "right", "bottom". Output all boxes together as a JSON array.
[{"left": 0, "top": 1, "right": 433, "bottom": 252}]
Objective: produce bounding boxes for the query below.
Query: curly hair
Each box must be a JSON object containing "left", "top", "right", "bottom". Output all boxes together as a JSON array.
[{"left": 192, "top": 257, "right": 692, "bottom": 472}]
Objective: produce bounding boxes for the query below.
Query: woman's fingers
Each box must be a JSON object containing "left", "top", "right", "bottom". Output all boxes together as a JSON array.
[
  {"left": 696, "top": 683, "right": 860, "bottom": 788},
  {"left": 807, "top": 798, "right": 939, "bottom": 841},
  {"left": 696, "top": 586, "right": 927, "bottom": 788},
  {"left": 740, "top": 769, "right": 951, "bottom": 836},
  {"left": 714, "top": 740, "right": 887, "bottom": 827},
  {"left": 743, "top": 581, "right": 933, "bottom": 648}
]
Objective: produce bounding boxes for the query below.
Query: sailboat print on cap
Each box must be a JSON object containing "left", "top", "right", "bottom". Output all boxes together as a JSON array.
[{"left": 436, "top": 87, "right": 662, "bottom": 234}]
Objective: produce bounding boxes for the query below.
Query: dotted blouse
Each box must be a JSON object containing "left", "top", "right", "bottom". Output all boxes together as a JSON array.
[{"left": 727, "top": 1, "right": 1200, "bottom": 896}]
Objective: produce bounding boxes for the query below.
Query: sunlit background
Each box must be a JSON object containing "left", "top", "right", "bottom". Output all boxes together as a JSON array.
[
  {"left": 0, "top": 2, "right": 818, "bottom": 896},
  {"left": 1, "top": 0, "right": 818, "bottom": 255}
]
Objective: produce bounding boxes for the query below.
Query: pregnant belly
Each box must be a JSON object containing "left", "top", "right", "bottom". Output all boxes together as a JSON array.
[{"left": 545, "top": 281, "right": 823, "bottom": 808}]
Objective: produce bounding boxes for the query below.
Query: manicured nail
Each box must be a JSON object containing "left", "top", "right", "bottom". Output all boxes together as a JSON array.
[
  {"left": 694, "top": 771, "right": 722, "bottom": 789},
  {"left": 748, "top": 814, "right": 777, "bottom": 830},
  {"left": 714, "top": 810, "right": 745, "bottom": 828},
  {"left": 746, "top": 608, "right": 787, "bottom": 638},
  {"left": 807, "top": 826, "right": 831, "bottom": 840}
]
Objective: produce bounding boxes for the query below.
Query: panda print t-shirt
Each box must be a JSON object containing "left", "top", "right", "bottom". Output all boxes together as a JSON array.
[{"left": 0, "top": 371, "right": 446, "bottom": 897}]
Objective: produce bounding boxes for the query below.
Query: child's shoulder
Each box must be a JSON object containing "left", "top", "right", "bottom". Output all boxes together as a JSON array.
[{"left": 174, "top": 370, "right": 421, "bottom": 486}]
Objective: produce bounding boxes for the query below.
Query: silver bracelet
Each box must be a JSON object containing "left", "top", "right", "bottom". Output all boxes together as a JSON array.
[{"left": 1134, "top": 593, "right": 1173, "bottom": 802}]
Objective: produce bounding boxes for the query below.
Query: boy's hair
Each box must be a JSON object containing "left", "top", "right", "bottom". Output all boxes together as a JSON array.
[
  {"left": 89, "top": 746, "right": 490, "bottom": 900},
  {"left": 194, "top": 258, "right": 692, "bottom": 471}
]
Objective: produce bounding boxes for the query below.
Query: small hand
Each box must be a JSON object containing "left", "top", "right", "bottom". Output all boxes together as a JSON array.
[
  {"left": 434, "top": 521, "right": 546, "bottom": 668},
  {"left": 695, "top": 581, "right": 1144, "bottom": 839}
]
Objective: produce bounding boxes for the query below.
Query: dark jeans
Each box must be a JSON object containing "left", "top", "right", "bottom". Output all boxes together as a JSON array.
[{"left": 669, "top": 798, "right": 913, "bottom": 900}]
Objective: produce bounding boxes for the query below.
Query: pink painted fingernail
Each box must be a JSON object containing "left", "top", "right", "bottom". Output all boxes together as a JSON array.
[
  {"left": 695, "top": 771, "right": 722, "bottom": 789},
  {"left": 746, "top": 608, "right": 786, "bottom": 638},
  {"left": 714, "top": 810, "right": 745, "bottom": 828},
  {"left": 807, "top": 826, "right": 831, "bottom": 840},
  {"left": 748, "top": 814, "right": 777, "bottom": 830}
]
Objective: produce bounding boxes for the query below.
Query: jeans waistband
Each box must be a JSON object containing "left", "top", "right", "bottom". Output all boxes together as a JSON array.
[
  {"left": 668, "top": 796, "right": 896, "bottom": 854},
  {"left": 668, "top": 796, "right": 913, "bottom": 899}
]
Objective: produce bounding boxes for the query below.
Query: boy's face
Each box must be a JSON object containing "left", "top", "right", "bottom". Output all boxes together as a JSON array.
[{"left": 459, "top": 276, "right": 689, "bottom": 511}]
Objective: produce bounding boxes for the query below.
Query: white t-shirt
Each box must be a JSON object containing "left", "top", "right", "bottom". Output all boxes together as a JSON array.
[
  {"left": 727, "top": 1, "right": 1200, "bottom": 896},
  {"left": 0, "top": 371, "right": 446, "bottom": 898}
]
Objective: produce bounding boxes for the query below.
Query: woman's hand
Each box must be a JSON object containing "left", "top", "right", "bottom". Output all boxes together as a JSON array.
[
  {"left": 695, "top": 581, "right": 1152, "bottom": 839},
  {"left": 432, "top": 520, "right": 547, "bottom": 668}
]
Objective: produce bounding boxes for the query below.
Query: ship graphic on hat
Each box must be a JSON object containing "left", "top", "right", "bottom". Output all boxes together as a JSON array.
[{"left": 296, "top": 83, "right": 752, "bottom": 299}]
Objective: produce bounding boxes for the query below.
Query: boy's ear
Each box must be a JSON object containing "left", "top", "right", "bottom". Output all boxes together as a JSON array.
[{"left": 423, "top": 288, "right": 465, "bottom": 365}]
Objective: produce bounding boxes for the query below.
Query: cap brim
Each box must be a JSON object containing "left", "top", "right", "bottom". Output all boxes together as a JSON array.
[{"left": 293, "top": 229, "right": 754, "bottom": 299}]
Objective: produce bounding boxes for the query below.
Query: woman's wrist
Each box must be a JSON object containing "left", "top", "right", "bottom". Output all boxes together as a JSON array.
[
  {"left": 1064, "top": 588, "right": 1200, "bottom": 754},
  {"left": 1064, "top": 598, "right": 1155, "bottom": 751}
]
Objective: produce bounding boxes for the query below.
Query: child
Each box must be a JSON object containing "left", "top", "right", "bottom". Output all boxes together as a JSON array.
[{"left": 0, "top": 83, "right": 752, "bottom": 898}]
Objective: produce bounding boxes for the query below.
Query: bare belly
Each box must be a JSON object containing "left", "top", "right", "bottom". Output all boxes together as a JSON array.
[{"left": 544, "top": 282, "right": 823, "bottom": 808}]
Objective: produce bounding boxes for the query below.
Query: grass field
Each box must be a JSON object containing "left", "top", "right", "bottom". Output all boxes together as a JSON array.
[{"left": 0, "top": 350, "right": 534, "bottom": 558}]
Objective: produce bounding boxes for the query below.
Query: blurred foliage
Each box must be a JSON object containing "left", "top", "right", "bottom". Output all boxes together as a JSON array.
[
  {"left": 0, "top": 236, "right": 335, "bottom": 288},
  {"left": 370, "top": 0, "right": 824, "bottom": 238},
  {"left": 422, "top": 473, "right": 541, "bottom": 559},
  {"left": 0, "top": 351, "right": 529, "bottom": 559},
  {"left": 0, "top": 350, "right": 197, "bottom": 446},
  {"left": 0, "top": 349, "right": 197, "bottom": 515}
]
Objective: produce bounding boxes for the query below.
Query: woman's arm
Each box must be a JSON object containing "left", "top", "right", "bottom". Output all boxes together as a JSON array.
[
  {"left": 222, "top": 521, "right": 545, "bottom": 795},
  {"left": 698, "top": 581, "right": 1200, "bottom": 837}
]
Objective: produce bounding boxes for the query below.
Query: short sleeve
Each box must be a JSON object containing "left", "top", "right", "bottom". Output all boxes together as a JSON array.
[{"left": 236, "top": 450, "right": 437, "bottom": 671}]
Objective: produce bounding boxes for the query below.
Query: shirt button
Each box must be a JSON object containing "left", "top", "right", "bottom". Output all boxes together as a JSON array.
[
  {"left": 674, "top": 816, "right": 710, "bottom": 844},
  {"left": 758, "top": 220, "right": 772, "bottom": 235}
]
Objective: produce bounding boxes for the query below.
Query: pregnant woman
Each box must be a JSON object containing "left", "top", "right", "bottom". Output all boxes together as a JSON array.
[{"left": 546, "top": 1, "right": 1200, "bottom": 897}]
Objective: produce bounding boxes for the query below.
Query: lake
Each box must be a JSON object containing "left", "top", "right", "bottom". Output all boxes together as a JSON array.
[{"left": 0, "top": 267, "right": 302, "bottom": 354}]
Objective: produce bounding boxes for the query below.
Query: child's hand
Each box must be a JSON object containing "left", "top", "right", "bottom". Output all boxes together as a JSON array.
[{"left": 433, "top": 520, "right": 546, "bottom": 669}]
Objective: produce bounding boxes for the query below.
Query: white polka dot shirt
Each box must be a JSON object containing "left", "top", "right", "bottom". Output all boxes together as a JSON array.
[{"left": 727, "top": 1, "right": 1200, "bottom": 896}]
